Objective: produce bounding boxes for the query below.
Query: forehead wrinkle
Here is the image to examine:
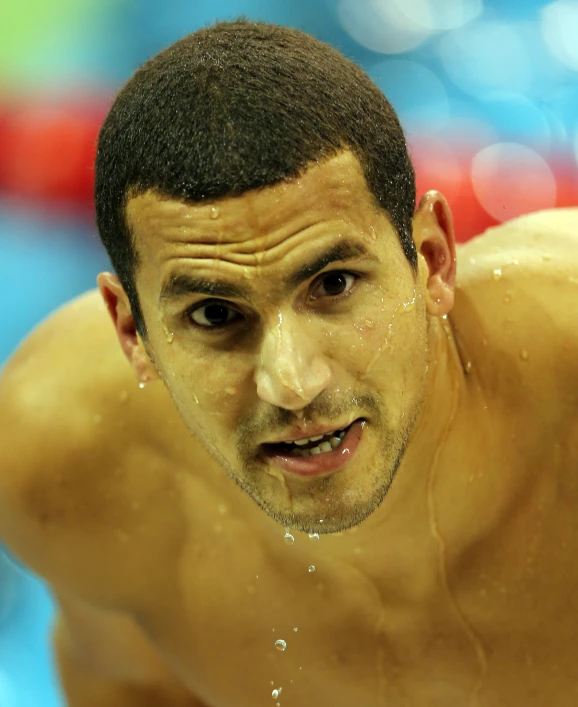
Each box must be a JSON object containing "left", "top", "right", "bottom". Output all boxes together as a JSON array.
[
  {"left": 128, "top": 154, "right": 374, "bottom": 250},
  {"left": 159, "top": 237, "right": 378, "bottom": 304},
  {"left": 155, "top": 214, "right": 351, "bottom": 266}
]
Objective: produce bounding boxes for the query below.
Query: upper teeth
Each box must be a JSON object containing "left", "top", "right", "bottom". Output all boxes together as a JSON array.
[{"left": 285, "top": 429, "right": 345, "bottom": 446}]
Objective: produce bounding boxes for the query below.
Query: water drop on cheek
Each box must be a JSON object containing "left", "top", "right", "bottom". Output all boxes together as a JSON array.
[{"left": 210, "top": 206, "right": 220, "bottom": 219}]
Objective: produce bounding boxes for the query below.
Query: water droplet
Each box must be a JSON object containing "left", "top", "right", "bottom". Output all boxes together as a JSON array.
[
  {"left": 274, "top": 639, "right": 287, "bottom": 652},
  {"left": 318, "top": 519, "right": 324, "bottom": 524},
  {"left": 138, "top": 382, "right": 147, "bottom": 389},
  {"left": 492, "top": 268, "right": 503, "bottom": 280},
  {"left": 520, "top": 349, "right": 529, "bottom": 361},
  {"left": 397, "top": 295, "right": 416, "bottom": 314},
  {"left": 284, "top": 531, "right": 295, "bottom": 546},
  {"left": 272, "top": 687, "right": 283, "bottom": 699},
  {"left": 363, "top": 318, "right": 377, "bottom": 328},
  {"left": 308, "top": 532, "right": 320, "bottom": 542},
  {"left": 210, "top": 206, "right": 220, "bottom": 219},
  {"left": 166, "top": 331, "right": 175, "bottom": 344},
  {"left": 293, "top": 627, "right": 298, "bottom": 632},
  {"left": 465, "top": 360, "right": 473, "bottom": 373},
  {"left": 308, "top": 565, "right": 316, "bottom": 573},
  {"left": 193, "top": 393, "right": 199, "bottom": 404}
]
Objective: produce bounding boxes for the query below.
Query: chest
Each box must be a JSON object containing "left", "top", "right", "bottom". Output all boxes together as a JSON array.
[{"left": 135, "top": 447, "right": 578, "bottom": 707}]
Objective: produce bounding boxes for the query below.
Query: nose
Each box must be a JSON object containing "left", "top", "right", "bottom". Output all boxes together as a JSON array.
[{"left": 254, "top": 312, "right": 332, "bottom": 410}]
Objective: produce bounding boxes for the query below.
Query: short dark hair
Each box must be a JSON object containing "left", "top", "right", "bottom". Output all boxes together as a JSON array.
[{"left": 95, "top": 19, "right": 417, "bottom": 339}]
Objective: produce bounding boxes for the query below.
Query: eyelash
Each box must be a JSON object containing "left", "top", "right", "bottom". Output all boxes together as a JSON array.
[{"left": 181, "top": 270, "right": 361, "bottom": 332}]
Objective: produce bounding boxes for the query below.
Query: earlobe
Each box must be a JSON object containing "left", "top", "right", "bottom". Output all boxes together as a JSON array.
[
  {"left": 412, "top": 191, "right": 457, "bottom": 317},
  {"left": 96, "top": 272, "right": 159, "bottom": 386}
]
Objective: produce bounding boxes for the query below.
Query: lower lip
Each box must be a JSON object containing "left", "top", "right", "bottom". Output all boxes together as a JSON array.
[{"left": 262, "top": 419, "right": 366, "bottom": 478}]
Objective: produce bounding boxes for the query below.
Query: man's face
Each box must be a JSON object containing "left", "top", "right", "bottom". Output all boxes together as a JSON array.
[{"left": 127, "top": 152, "right": 430, "bottom": 534}]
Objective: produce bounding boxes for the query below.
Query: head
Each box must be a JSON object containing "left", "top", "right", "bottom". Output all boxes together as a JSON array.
[{"left": 96, "top": 20, "right": 457, "bottom": 535}]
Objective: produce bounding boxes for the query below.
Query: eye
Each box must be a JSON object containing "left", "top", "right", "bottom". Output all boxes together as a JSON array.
[
  {"left": 311, "top": 271, "right": 358, "bottom": 300},
  {"left": 186, "top": 300, "right": 242, "bottom": 329}
]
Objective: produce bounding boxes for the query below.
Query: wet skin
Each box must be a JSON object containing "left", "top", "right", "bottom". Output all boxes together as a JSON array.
[
  {"left": 0, "top": 152, "right": 577, "bottom": 706},
  {"left": 109, "top": 151, "right": 461, "bottom": 537}
]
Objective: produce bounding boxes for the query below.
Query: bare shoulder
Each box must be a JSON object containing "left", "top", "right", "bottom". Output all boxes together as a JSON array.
[
  {"left": 0, "top": 289, "right": 186, "bottom": 609},
  {"left": 460, "top": 207, "right": 578, "bottom": 253},
  {"left": 0, "top": 287, "right": 180, "bottom": 445},
  {"left": 1, "top": 289, "right": 132, "bottom": 419},
  {"left": 453, "top": 208, "right": 578, "bottom": 408}
]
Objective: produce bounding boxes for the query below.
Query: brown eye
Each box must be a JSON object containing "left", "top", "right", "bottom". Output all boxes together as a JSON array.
[
  {"left": 189, "top": 302, "right": 240, "bottom": 328},
  {"left": 313, "top": 271, "right": 357, "bottom": 299}
]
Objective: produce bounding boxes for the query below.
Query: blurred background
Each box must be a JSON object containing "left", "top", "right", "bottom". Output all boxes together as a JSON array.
[{"left": 0, "top": 0, "right": 577, "bottom": 704}]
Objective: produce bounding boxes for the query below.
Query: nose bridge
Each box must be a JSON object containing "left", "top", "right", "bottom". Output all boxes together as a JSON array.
[{"left": 255, "top": 310, "right": 332, "bottom": 409}]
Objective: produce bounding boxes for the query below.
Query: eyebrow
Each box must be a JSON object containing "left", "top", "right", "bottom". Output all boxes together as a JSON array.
[{"left": 159, "top": 239, "right": 378, "bottom": 303}]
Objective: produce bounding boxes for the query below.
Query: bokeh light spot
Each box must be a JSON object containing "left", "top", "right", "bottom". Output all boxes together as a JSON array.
[
  {"left": 541, "top": 0, "right": 578, "bottom": 72},
  {"left": 391, "top": 0, "right": 483, "bottom": 32},
  {"left": 439, "top": 21, "right": 533, "bottom": 96},
  {"left": 471, "top": 143, "right": 557, "bottom": 222},
  {"left": 336, "top": 0, "right": 431, "bottom": 54}
]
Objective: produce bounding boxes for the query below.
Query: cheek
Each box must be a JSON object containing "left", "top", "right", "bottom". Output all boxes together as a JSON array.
[
  {"left": 172, "top": 350, "right": 248, "bottom": 423},
  {"left": 351, "top": 303, "right": 427, "bottom": 405}
]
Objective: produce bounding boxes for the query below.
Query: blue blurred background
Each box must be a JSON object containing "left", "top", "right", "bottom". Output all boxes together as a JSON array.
[{"left": 0, "top": 1, "right": 577, "bottom": 704}]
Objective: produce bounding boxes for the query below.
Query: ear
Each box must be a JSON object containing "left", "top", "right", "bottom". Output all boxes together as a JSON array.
[
  {"left": 412, "top": 191, "right": 457, "bottom": 317},
  {"left": 96, "top": 272, "right": 159, "bottom": 386}
]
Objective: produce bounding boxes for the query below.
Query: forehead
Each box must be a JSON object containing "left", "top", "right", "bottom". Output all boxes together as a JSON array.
[{"left": 125, "top": 152, "right": 380, "bottom": 253}]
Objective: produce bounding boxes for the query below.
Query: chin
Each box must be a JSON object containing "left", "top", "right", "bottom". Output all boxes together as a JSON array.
[{"left": 248, "top": 483, "right": 391, "bottom": 536}]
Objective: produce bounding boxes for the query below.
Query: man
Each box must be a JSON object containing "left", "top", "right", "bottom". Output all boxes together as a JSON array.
[{"left": 0, "top": 18, "right": 577, "bottom": 707}]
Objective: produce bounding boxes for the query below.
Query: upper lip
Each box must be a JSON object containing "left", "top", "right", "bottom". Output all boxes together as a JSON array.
[{"left": 261, "top": 418, "right": 360, "bottom": 445}]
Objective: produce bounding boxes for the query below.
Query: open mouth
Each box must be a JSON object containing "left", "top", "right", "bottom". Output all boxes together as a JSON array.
[
  {"left": 263, "top": 424, "right": 351, "bottom": 458},
  {"left": 261, "top": 419, "right": 366, "bottom": 477}
]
